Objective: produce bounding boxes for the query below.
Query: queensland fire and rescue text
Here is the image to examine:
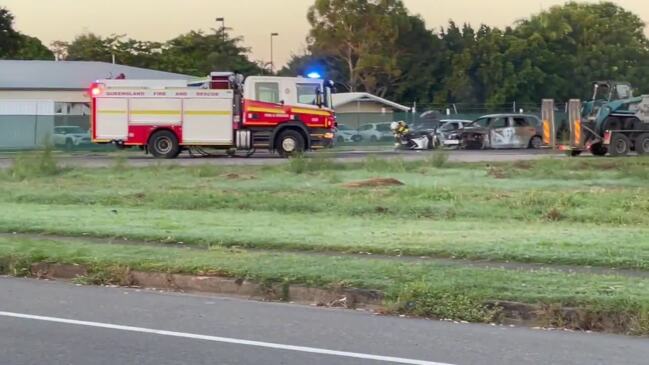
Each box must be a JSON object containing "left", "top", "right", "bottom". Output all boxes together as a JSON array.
[{"left": 89, "top": 72, "right": 336, "bottom": 158}]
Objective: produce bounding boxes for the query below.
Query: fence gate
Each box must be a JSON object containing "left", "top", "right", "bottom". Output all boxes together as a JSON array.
[
  {"left": 541, "top": 99, "right": 555, "bottom": 149},
  {"left": 568, "top": 99, "right": 583, "bottom": 149}
]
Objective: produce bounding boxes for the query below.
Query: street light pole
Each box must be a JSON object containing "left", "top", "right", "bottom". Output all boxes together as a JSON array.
[
  {"left": 270, "top": 32, "right": 279, "bottom": 74},
  {"left": 216, "top": 17, "right": 225, "bottom": 43}
]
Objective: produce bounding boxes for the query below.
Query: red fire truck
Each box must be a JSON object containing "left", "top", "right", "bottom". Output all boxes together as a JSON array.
[{"left": 89, "top": 72, "right": 336, "bottom": 158}]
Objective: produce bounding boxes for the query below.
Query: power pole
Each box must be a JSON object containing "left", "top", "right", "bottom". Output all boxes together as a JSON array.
[
  {"left": 216, "top": 17, "right": 225, "bottom": 43},
  {"left": 270, "top": 32, "right": 279, "bottom": 74}
]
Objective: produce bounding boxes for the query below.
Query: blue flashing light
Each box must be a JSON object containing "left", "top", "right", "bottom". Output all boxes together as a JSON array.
[{"left": 307, "top": 71, "right": 322, "bottom": 79}]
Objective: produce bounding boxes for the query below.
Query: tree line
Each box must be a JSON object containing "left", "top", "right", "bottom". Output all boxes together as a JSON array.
[{"left": 2, "top": 1, "right": 649, "bottom": 107}]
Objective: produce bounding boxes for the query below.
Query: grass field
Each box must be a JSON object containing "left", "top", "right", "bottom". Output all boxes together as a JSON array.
[{"left": 1, "top": 151, "right": 649, "bottom": 333}]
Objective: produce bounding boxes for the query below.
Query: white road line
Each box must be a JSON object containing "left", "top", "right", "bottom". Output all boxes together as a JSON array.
[{"left": 0, "top": 311, "right": 454, "bottom": 365}]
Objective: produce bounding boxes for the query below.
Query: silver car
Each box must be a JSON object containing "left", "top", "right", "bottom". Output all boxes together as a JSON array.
[
  {"left": 436, "top": 119, "right": 473, "bottom": 148},
  {"left": 459, "top": 114, "right": 544, "bottom": 149}
]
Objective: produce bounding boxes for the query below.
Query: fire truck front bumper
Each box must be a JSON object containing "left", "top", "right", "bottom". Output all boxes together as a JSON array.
[{"left": 310, "top": 130, "right": 335, "bottom": 149}]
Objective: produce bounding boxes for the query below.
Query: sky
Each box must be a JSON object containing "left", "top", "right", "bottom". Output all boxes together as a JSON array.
[{"left": 3, "top": 0, "right": 649, "bottom": 68}]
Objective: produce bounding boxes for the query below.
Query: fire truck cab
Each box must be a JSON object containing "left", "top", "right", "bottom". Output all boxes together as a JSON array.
[{"left": 90, "top": 72, "right": 336, "bottom": 158}]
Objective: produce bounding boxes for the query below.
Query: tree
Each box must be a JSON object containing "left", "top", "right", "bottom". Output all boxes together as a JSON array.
[
  {"left": 509, "top": 1, "right": 649, "bottom": 101},
  {"left": 157, "top": 30, "right": 262, "bottom": 76},
  {"left": 65, "top": 33, "right": 113, "bottom": 62},
  {"left": 0, "top": 7, "right": 22, "bottom": 58},
  {"left": 387, "top": 15, "right": 445, "bottom": 103},
  {"left": 307, "top": 0, "right": 409, "bottom": 96},
  {"left": 12, "top": 34, "right": 53, "bottom": 60},
  {"left": 0, "top": 7, "right": 53, "bottom": 60}
]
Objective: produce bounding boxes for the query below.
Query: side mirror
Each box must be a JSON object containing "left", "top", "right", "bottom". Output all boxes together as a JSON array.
[{"left": 315, "top": 88, "right": 323, "bottom": 108}]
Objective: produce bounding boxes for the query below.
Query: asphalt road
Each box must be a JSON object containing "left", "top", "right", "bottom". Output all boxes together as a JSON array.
[
  {"left": 1, "top": 277, "right": 647, "bottom": 365},
  {"left": 0, "top": 149, "right": 559, "bottom": 169}
]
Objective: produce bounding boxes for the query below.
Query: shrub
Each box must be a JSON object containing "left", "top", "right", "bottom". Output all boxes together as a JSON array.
[{"left": 9, "top": 144, "right": 63, "bottom": 180}]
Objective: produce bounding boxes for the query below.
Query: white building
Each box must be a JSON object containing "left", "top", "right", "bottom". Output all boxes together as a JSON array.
[
  {"left": 0, "top": 60, "right": 196, "bottom": 149},
  {"left": 332, "top": 92, "right": 411, "bottom": 128},
  {"left": 0, "top": 60, "right": 196, "bottom": 116}
]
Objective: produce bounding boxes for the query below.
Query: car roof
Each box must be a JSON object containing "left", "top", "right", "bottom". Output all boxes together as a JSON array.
[
  {"left": 440, "top": 119, "right": 472, "bottom": 123},
  {"left": 478, "top": 114, "right": 540, "bottom": 119}
]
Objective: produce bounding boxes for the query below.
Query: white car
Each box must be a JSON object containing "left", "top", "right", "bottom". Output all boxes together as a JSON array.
[
  {"left": 358, "top": 122, "right": 393, "bottom": 142},
  {"left": 53, "top": 126, "right": 91, "bottom": 148},
  {"left": 334, "top": 125, "right": 362, "bottom": 143}
]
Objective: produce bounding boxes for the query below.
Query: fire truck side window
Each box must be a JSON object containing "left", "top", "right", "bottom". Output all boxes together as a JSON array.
[
  {"left": 297, "top": 84, "right": 318, "bottom": 105},
  {"left": 255, "top": 82, "right": 280, "bottom": 104}
]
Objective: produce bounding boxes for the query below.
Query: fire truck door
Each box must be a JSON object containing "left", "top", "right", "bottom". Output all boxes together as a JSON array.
[{"left": 95, "top": 98, "right": 128, "bottom": 140}]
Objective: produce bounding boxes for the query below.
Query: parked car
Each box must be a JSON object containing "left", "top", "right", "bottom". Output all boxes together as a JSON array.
[
  {"left": 53, "top": 126, "right": 91, "bottom": 148},
  {"left": 410, "top": 120, "right": 442, "bottom": 133},
  {"left": 458, "top": 114, "right": 543, "bottom": 149},
  {"left": 334, "top": 124, "right": 362, "bottom": 143},
  {"left": 435, "top": 119, "right": 473, "bottom": 148},
  {"left": 358, "top": 122, "right": 393, "bottom": 142}
]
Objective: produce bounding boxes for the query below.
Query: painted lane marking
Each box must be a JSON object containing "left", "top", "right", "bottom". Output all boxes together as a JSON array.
[{"left": 0, "top": 311, "right": 453, "bottom": 365}]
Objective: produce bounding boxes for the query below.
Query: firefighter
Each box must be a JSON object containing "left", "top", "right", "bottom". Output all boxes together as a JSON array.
[{"left": 390, "top": 121, "right": 409, "bottom": 138}]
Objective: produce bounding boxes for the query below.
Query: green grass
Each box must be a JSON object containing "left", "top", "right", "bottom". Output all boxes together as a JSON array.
[
  {"left": 3, "top": 155, "right": 649, "bottom": 332},
  {"left": 1, "top": 202, "right": 649, "bottom": 269},
  {"left": 1, "top": 156, "right": 649, "bottom": 269},
  {"left": 2, "top": 236, "right": 649, "bottom": 332}
]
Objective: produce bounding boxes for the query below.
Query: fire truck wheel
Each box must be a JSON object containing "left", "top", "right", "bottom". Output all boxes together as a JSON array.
[
  {"left": 276, "top": 129, "right": 305, "bottom": 157},
  {"left": 148, "top": 130, "right": 181, "bottom": 159}
]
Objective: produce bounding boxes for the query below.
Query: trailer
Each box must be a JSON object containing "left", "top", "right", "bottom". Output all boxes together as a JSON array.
[{"left": 90, "top": 72, "right": 336, "bottom": 158}]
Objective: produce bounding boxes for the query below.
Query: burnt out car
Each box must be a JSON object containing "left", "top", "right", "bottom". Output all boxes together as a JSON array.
[{"left": 459, "top": 114, "right": 544, "bottom": 149}]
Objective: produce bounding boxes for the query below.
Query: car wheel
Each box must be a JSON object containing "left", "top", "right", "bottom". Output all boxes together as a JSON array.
[
  {"left": 276, "top": 129, "right": 305, "bottom": 157},
  {"left": 528, "top": 136, "right": 542, "bottom": 149},
  {"left": 588, "top": 143, "right": 607, "bottom": 157},
  {"left": 635, "top": 133, "right": 649, "bottom": 155},
  {"left": 65, "top": 139, "right": 74, "bottom": 150},
  {"left": 336, "top": 136, "right": 344, "bottom": 144},
  {"left": 148, "top": 130, "right": 181, "bottom": 159},
  {"left": 370, "top": 135, "right": 378, "bottom": 142}
]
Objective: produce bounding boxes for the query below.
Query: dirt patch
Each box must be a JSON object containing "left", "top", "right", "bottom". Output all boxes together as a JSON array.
[
  {"left": 512, "top": 160, "right": 534, "bottom": 170},
  {"left": 223, "top": 173, "right": 256, "bottom": 180},
  {"left": 31, "top": 262, "right": 87, "bottom": 279},
  {"left": 487, "top": 167, "right": 508, "bottom": 179},
  {"left": 342, "top": 177, "right": 404, "bottom": 188}
]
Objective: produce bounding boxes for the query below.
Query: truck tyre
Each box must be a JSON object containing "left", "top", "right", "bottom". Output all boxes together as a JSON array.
[
  {"left": 609, "top": 133, "right": 630, "bottom": 156},
  {"left": 528, "top": 136, "right": 542, "bottom": 149},
  {"left": 276, "top": 129, "right": 305, "bottom": 157},
  {"left": 635, "top": 133, "right": 649, "bottom": 155},
  {"left": 148, "top": 130, "right": 181, "bottom": 159},
  {"left": 589, "top": 142, "right": 608, "bottom": 157}
]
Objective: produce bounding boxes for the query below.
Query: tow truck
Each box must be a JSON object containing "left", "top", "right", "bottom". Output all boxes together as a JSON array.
[{"left": 90, "top": 72, "right": 336, "bottom": 158}]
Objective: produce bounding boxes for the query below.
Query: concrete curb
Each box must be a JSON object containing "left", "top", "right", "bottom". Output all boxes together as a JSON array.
[
  {"left": 29, "top": 263, "right": 384, "bottom": 309},
  {"left": 26, "top": 262, "right": 640, "bottom": 335}
]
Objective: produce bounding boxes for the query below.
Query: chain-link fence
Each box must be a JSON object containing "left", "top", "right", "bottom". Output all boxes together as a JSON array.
[{"left": 0, "top": 101, "right": 573, "bottom": 150}]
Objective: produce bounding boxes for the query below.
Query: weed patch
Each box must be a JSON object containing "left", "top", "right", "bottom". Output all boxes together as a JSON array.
[
  {"left": 9, "top": 145, "right": 63, "bottom": 180},
  {"left": 395, "top": 282, "right": 500, "bottom": 322}
]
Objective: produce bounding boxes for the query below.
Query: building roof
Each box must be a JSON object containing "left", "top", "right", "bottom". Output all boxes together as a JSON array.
[
  {"left": 332, "top": 92, "right": 411, "bottom": 112},
  {"left": 0, "top": 60, "right": 197, "bottom": 90}
]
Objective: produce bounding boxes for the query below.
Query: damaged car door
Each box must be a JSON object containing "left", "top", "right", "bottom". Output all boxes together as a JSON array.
[{"left": 489, "top": 116, "right": 515, "bottom": 148}]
